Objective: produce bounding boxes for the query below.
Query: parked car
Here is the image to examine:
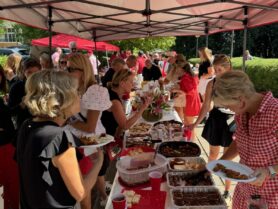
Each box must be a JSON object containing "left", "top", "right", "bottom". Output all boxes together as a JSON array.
[{"left": 0, "top": 47, "right": 30, "bottom": 58}]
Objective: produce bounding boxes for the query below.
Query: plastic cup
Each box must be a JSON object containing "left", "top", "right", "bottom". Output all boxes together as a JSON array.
[
  {"left": 112, "top": 193, "right": 126, "bottom": 209},
  {"left": 149, "top": 171, "right": 163, "bottom": 191}
]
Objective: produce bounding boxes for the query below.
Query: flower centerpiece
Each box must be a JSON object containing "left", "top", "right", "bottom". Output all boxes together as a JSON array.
[{"left": 141, "top": 87, "right": 170, "bottom": 122}]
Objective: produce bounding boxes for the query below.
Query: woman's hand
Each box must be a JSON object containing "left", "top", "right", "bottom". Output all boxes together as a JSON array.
[
  {"left": 141, "top": 96, "right": 152, "bottom": 111},
  {"left": 249, "top": 167, "right": 270, "bottom": 187},
  {"left": 187, "top": 123, "right": 196, "bottom": 131}
]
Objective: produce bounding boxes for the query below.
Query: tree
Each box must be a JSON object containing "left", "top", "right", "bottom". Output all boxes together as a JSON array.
[
  {"left": 13, "top": 23, "right": 50, "bottom": 45},
  {"left": 110, "top": 36, "right": 176, "bottom": 54}
]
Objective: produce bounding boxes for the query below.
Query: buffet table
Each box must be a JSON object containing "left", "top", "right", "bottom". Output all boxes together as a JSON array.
[{"left": 105, "top": 109, "right": 181, "bottom": 209}]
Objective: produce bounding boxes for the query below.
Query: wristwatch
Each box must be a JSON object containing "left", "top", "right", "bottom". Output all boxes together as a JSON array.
[{"left": 268, "top": 166, "right": 277, "bottom": 179}]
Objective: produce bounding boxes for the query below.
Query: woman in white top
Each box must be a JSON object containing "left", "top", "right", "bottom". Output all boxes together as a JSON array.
[{"left": 64, "top": 53, "right": 111, "bottom": 209}]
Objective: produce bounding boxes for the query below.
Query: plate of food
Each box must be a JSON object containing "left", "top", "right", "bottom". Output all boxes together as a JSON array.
[
  {"left": 79, "top": 133, "right": 114, "bottom": 148},
  {"left": 206, "top": 160, "right": 257, "bottom": 182}
]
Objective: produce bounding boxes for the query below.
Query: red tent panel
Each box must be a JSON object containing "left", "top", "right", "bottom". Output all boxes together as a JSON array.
[{"left": 31, "top": 34, "right": 120, "bottom": 51}]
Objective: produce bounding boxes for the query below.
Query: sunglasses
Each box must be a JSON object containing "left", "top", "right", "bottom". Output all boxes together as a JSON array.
[
  {"left": 59, "top": 61, "right": 67, "bottom": 65},
  {"left": 66, "top": 67, "right": 83, "bottom": 73}
]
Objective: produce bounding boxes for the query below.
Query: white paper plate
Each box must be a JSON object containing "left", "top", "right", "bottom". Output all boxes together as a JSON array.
[
  {"left": 206, "top": 160, "right": 256, "bottom": 183},
  {"left": 80, "top": 134, "right": 114, "bottom": 148},
  {"left": 218, "top": 108, "right": 235, "bottom": 115}
]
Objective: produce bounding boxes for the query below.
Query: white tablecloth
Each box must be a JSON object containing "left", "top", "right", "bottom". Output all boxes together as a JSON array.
[{"left": 105, "top": 109, "right": 181, "bottom": 209}]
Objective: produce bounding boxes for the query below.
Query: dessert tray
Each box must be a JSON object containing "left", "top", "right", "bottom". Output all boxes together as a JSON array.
[{"left": 168, "top": 157, "right": 206, "bottom": 172}]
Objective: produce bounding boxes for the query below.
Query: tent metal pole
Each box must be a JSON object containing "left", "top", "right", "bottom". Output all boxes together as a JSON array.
[
  {"left": 205, "top": 22, "right": 209, "bottom": 47},
  {"left": 92, "top": 29, "right": 100, "bottom": 83},
  {"left": 48, "top": 6, "right": 53, "bottom": 64},
  {"left": 106, "top": 50, "right": 109, "bottom": 68},
  {"left": 230, "top": 30, "right": 234, "bottom": 58},
  {"left": 242, "top": 6, "right": 248, "bottom": 71},
  {"left": 196, "top": 36, "right": 199, "bottom": 57}
]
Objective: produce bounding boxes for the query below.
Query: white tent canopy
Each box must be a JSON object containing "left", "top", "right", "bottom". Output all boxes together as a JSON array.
[{"left": 1, "top": 0, "right": 278, "bottom": 41}]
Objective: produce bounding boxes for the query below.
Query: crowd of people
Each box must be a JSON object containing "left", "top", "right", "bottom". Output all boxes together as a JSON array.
[{"left": 0, "top": 41, "right": 277, "bottom": 209}]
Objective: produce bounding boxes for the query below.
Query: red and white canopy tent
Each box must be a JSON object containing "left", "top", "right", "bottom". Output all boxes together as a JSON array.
[
  {"left": 1, "top": 0, "right": 278, "bottom": 69},
  {"left": 31, "top": 34, "right": 120, "bottom": 52}
]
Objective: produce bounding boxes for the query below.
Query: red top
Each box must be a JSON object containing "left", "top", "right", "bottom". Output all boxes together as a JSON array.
[
  {"left": 180, "top": 73, "right": 201, "bottom": 116},
  {"left": 137, "top": 56, "right": 146, "bottom": 74},
  {"left": 232, "top": 92, "right": 278, "bottom": 209}
]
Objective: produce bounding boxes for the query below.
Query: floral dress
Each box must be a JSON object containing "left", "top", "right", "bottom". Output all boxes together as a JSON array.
[{"left": 232, "top": 92, "right": 278, "bottom": 209}]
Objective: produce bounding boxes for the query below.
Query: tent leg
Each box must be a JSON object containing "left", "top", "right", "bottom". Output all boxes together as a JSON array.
[
  {"left": 93, "top": 29, "right": 100, "bottom": 83},
  {"left": 230, "top": 30, "right": 234, "bottom": 58},
  {"left": 195, "top": 36, "right": 199, "bottom": 58},
  {"left": 48, "top": 6, "right": 53, "bottom": 64},
  {"left": 242, "top": 6, "right": 248, "bottom": 71},
  {"left": 106, "top": 50, "right": 109, "bottom": 68}
]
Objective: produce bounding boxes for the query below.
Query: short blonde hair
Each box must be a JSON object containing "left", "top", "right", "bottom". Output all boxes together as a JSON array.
[
  {"left": 24, "top": 70, "right": 79, "bottom": 118},
  {"left": 68, "top": 53, "right": 96, "bottom": 94},
  {"left": 212, "top": 71, "right": 256, "bottom": 107},
  {"left": 213, "top": 54, "right": 232, "bottom": 70}
]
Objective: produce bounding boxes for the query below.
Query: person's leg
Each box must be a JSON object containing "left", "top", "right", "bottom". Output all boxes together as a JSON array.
[
  {"left": 208, "top": 145, "right": 220, "bottom": 162},
  {"left": 96, "top": 176, "right": 107, "bottom": 201},
  {"left": 223, "top": 147, "right": 231, "bottom": 198},
  {"left": 174, "top": 106, "right": 184, "bottom": 122},
  {"left": 184, "top": 116, "right": 197, "bottom": 141}
]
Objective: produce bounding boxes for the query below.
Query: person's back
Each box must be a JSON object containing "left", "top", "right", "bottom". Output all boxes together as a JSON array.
[{"left": 17, "top": 120, "right": 76, "bottom": 209}]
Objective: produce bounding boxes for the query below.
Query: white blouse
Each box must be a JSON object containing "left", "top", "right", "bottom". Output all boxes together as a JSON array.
[{"left": 65, "top": 84, "right": 111, "bottom": 137}]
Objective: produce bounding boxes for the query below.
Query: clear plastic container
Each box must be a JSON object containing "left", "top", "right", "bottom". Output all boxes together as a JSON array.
[
  {"left": 248, "top": 195, "right": 268, "bottom": 209},
  {"left": 116, "top": 153, "right": 167, "bottom": 186},
  {"left": 167, "top": 157, "right": 206, "bottom": 172}
]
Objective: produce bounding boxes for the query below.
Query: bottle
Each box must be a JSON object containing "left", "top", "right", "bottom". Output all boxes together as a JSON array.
[{"left": 248, "top": 195, "right": 268, "bottom": 209}]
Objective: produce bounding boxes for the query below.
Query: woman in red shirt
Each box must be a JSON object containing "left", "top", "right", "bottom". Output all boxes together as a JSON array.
[{"left": 179, "top": 63, "right": 201, "bottom": 140}]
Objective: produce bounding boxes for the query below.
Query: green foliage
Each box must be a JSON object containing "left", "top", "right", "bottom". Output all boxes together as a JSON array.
[
  {"left": 13, "top": 24, "right": 49, "bottom": 45},
  {"left": 110, "top": 37, "right": 176, "bottom": 54},
  {"left": 0, "top": 56, "right": 8, "bottom": 67},
  {"left": 188, "top": 57, "right": 278, "bottom": 97}
]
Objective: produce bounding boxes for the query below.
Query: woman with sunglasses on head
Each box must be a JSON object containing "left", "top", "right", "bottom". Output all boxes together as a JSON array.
[
  {"left": 16, "top": 70, "right": 103, "bottom": 209},
  {"left": 58, "top": 54, "right": 68, "bottom": 71},
  {"left": 101, "top": 68, "right": 151, "bottom": 138},
  {"left": 64, "top": 53, "right": 111, "bottom": 209},
  {"left": 188, "top": 54, "right": 233, "bottom": 198},
  {"left": 213, "top": 71, "right": 278, "bottom": 209}
]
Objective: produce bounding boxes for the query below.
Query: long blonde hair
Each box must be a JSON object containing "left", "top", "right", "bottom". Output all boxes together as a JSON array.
[
  {"left": 213, "top": 54, "right": 232, "bottom": 71},
  {"left": 198, "top": 47, "right": 212, "bottom": 63},
  {"left": 4, "top": 53, "right": 22, "bottom": 74},
  {"left": 68, "top": 53, "right": 96, "bottom": 94}
]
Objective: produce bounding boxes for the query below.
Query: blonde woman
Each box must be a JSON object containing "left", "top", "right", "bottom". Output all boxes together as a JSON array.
[
  {"left": 164, "top": 54, "right": 186, "bottom": 122},
  {"left": 188, "top": 54, "right": 233, "bottom": 198},
  {"left": 198, "top": 47, "right": 213, "bottom": 79},
  {"left": 4, "top": 53, "right": 22, "bottom": 87},
  {"left": 101, "top": 68, "right": 151, "bottom": 138},
  {"left": 64, "top": 53, "right": 111, "bottom": 209},
  {"left": 213, "top": 71, "right": 278, "bottom": 209},
  {"left": 16, "top": 70, "right": 103, "bottom": 209}
]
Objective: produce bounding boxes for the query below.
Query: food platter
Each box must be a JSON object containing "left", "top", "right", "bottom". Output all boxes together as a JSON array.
[
  {"left": 79, "top": 134, "right": 114, "bottom": 148},
  {"left": 206, "top": 160, "right": 257, "bottom": 183}
]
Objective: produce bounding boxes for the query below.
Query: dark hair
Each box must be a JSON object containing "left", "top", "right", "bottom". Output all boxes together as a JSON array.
[
  {"left": 0, "top": 65, "right": 8, "bottom": 94},
  {"left": 182, "top": 62, "right": 194, "bottom": 77},
  {"left": 22, "top": 58, "right": 41, "bottom": 71}
]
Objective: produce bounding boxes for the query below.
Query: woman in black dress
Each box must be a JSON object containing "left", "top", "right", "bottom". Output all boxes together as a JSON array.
[
  {"left": 16, "top": 70, "right": 103, "bottom": 209},
  {"left": 188, "top": 54, "right": 233, "bottom": 198}
]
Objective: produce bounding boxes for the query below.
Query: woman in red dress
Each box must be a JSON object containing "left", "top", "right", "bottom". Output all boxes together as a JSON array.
[
  {"left": 213, "top": 71, "right": 278, "bottom": 209},
  {"left": 179, "top": 63, "right": 201, "bottom": 140}
]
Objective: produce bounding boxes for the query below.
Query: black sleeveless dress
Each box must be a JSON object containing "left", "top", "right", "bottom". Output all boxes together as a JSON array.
[{"left": 201, "top": 79, "right": 233, "bottom": 147}]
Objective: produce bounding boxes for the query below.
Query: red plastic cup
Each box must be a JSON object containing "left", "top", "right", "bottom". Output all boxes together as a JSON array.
[
  {"left": 149, "top": 171, "right": 163, "bottom": 191},
  {"left": 112, "top": 193, "right": 126, "bottom": 209}
]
